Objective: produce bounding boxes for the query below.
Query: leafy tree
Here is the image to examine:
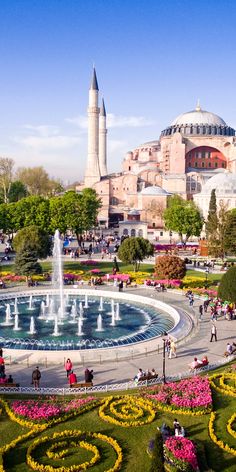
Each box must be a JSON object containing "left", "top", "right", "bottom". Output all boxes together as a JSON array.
[
  {"left": 224, "top": 209, "right": 236, "bottom": 255},
  {"left": 13, "top": 225, "right": 51, "bottom": 259},
  {"left": 0, "top": 157, "right": 14, "bottom": 203},
  {"left": 49, "top": 195, "right": 68, "bottom": 235},
  {"left": 80, "top": 188, "right": 102, "bottom": 231},
  {"left": 205, "top": 189, "right": 218, "bottom": 238},
  {"left": 155, "top": 255, "right": 186, "bottom": 279},
  {"left": 164, "top": 195, "right": 203, "bottom": 244},
  {"left": 16, "top": 166, "right": 62, "bottom": 196},
  {"left": 12, "top": 196, "right": 50, "bottom": 231},
  {"left": 149, "top": 431, "right": 165, "bottom": 472},
  {"left": 218, "top": 267, "right": 236, "bottom": 302},
  {"left": 118, "top": 237, "right": 154, "bottom": 271},
  {"left": 15, "top": 247, "right": 42, "bottom": 275},
  {"left": 8, "top": 181, "right": 28, "bottom": 202}
]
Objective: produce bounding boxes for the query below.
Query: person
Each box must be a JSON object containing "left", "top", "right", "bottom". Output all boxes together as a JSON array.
[
  {"left": 32, "top": 367, "right": 41, "bottom": 389},
  {"left": 0, "top": 374, "right": 7, "bottom": 384},
  {"left": 160, "top": 423, "right": 171, "bottom": 441},
  {"left": 7, "top": 374, "right": 13, "bottom": 383},
  {"left": 69, "top": 371, "right": 77, "bottom": 385},
  {"left": 169, "top": 340, "right": 177, "bottom": 359},
  {"left": 189, "top": 357, "right": 203, "bottom": 371},
  {"left": 0, "top": 356, "right": 5, "bottom": 375},
  {"left": 201, "top": 355, "right": 209, "bottom": 366},
  {"left": 118, "top": 280, "right": 123, "bottom": 292},
  {"left": 199, "top": 304, "right": 203, "bottom": 320},
  {"left": 225, "top": 343, "right": 233, "bottom": 357},
  {"left": 189, "top": 293, "right": 194, "bottom": 306},
  {"left": 210, "top": 323, "right": 217, "bottom": 342},
  {"left": 84, "top": 368, "right": 94, "bottom": 383},
  {"left": 173, "top": 419, "right": 180, "bottom": 430},
  {"left": 151, "top": 368, "right": 157, "bottom": 377},
  {"left": 65, "top": 358, "right": 73, "bottom": 377}
]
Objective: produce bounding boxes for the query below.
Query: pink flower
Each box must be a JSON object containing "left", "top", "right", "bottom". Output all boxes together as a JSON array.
[{"left": 165, "top": 437, "right": 198, "bottom": 471}]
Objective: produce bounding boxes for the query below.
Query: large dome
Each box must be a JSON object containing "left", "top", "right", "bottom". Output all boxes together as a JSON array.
[
  {"left": 171, "top": 108, "right": 226, "bottom": 127},
  {"left": 200, "top": 172, "right": 236, "bottom": 195}
]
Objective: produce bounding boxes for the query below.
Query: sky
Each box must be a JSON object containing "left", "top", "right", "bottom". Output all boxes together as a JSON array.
[{"left": 0, "top": 0, "right": 236, "bottom": 183}]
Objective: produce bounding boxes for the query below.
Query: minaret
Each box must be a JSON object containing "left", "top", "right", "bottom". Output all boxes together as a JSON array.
[
  {"left": 99, "top": 98, "right": 108, "bottom": 176},
  {"left": 84, "top": 68, "right": 101, "bottom": 187}
]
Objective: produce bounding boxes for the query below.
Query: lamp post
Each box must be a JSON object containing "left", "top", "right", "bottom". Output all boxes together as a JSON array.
[{"left": 162, "top": 331, "right": 168, "bottom": 384}]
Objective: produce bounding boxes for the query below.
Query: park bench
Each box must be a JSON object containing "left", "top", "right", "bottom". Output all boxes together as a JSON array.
[
  {"left": 0, "top": 383, "right": 19, "bottom": 388},
  {"left": 138, "top": 374, "right": 158, "bottom": 382},
  {"left": 70, "top": 382, "right": 93, "bottom": 388}
]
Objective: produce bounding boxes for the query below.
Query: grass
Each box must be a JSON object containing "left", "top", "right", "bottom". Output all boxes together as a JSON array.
[{"left": 0, "top": 371, "right": 236, "bottom": 472}]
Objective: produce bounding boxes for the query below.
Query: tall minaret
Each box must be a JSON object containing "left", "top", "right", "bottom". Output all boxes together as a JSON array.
[
  {"left": 84, "top": 68, "right": 101, "bottom": 187},
  {"left": 99, "top": 98, "right": 108, "bottom": 176}
]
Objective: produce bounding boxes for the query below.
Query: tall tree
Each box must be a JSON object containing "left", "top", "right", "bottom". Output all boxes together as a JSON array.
[
  {"left": 16, "top": 166, "right": 62, "bottom": 196},
  {"left": 224, "top": 209, "right": 236, "bottom": 255},
  {"left": 13, "top": 225, "right": 51, "bottom": 259},
  {"left": 163, "top": 195, "right": 203, "bottom": 244},
  {"left": 207, "top": 202, "right": 228, "bottom": 258},
  {"left": 118, "top": 237, "right": 154, "bottom": 271},
  {"left": 8, "top": 181, "right": 28, "bottom": 202},
  {"left": 205, "top": 189, "right": 218, "bottom": 238},
  {"left": 12, "top": 196, "right": 50, "bottom": 231},
  {"left": 0, "top": 157, "right": 14, "bottom": 203}
]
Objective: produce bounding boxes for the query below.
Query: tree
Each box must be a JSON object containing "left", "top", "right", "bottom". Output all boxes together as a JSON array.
[
  {"left": 8, "top": 181, "right": 28, "bottom": 202},
  {"left": 14, "top": 247, "right": 42, "bottom": 275},
  {"left": 224, "top": 209, "right": 236, "bottom": 255},
  {"left": 163, "top": 196, "right": 203, "bottom": 244},
  {"left": 13, "top": 225, "right": 51, "bottom": 259},
  {"left": 205, "top": 189, "right": 218, "bottom": 238},
  {"left": 218, "top": 267, "right": 236, "bottom": 302},
  {"left": 149, "top": 431, "right": 165, "bottom": 472},
  {"left": 0, "top": 157, "right": 14, "bottom": 203},
  {"left": 155, "top": 255, "right": 186, "bottom": 279},
  {"left": 11, "top": 196, "right": 50, "bottom": 231},
  {"left": 118, "top": 237, "right": 154, "bottom": 271},
  {"left": 16, "top": 166, "right": 62, "bottom": 196},
  {"left": 207, "top": 202, "right": 228, "bottom": 259}
]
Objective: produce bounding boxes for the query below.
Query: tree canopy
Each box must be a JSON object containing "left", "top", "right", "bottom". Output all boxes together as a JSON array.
[
  {"left": 218, "top": 267, "right": 236, "bottom": 302},
  {"left": 13, "top": 225, "right": 51, "bottom": 259},
  {"left": 118, "top": 237, "right": 154, "bottom": 271},
  {"left": 163, "top": 195, "right": 203, "bottom": 244}
]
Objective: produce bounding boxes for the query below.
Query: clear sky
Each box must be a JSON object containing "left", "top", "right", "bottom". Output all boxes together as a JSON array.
[{"left": 0, "top": 0, "right": 236, "bottom": 183}]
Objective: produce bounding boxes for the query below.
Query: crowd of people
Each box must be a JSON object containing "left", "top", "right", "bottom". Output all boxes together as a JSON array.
[
  {"left": 0, "top": 349, "right": 14, "bottom": 384},
  {"left": 65, "top": 358, "right": 94, "bottom": 386},
  {"left": 134, "top": 368, "right": 158, "bottom": 382},
  {"left": 159, "top": 418, "right": 186, "bottom": 442}
]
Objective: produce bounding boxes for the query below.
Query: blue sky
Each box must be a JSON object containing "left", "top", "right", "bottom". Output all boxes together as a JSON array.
[{"left": 0, "top": 0, "right": 236, "bottom": 182}]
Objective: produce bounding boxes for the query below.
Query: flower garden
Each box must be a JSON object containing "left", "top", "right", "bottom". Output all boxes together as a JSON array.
[{"left": 0, "top": 371, "right": 235, "bottom": 471}]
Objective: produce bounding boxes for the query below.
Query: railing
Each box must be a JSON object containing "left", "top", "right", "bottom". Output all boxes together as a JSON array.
[{"left": 0, "top": 355, "right": 235, "bottom": 396}]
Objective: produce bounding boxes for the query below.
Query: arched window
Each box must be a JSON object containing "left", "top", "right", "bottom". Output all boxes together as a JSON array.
[
  {"left": 138, "top": 229, "right": 143, "bottom": 237},
  {"left": 131, "top": 229, "right": 136, "bottom": 237},
  {"left": 123, "top": 228, "right": 128, "bottom": 236}
]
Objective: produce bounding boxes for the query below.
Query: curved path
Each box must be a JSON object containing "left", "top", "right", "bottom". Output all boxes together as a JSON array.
[{"left": 2, "top": 286, "right": 235, "bottom": 388}]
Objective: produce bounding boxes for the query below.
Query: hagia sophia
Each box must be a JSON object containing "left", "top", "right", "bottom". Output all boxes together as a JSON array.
[{"left": 80, "top": 69, "right": 236, "bottom": 239}]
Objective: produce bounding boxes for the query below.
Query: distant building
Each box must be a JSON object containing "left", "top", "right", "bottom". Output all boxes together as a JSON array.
[{"left": 80, "top": 70, "right": 236, "bottom": 236}]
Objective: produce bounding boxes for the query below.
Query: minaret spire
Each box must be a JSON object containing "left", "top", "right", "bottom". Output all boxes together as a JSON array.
[
  {"left": 99, "top": 97, "right": 108, "bottom": 176},
  {"left": 84, "top": 68, "right": 101, "bottom": 187},
  {"left": 196, "top": 99, "right": 201, "bottom": 112}
]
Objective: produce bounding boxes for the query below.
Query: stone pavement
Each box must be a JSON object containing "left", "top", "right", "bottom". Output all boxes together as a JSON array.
[{"left": 2, "top": 288, "right": 236, "bottom": 388}]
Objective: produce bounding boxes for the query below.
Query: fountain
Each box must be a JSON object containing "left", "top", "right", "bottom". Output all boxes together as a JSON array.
[
  {"left": 28, "top": 295, "right": 34, "bottom": 310},
  {"left": 84, "top": 294, "right": 89, "bottom": 308},
  {"left": 79, "top": 302, "right": 85, "bottom": 319},
  {"left": 69, "top": 304, "right": 77, "bottom": 324},
  {"left": 52, "top": 316, "right": 61, "bottom": 336},
  {"left": 29, "top": 316, "right": 36, "bottom": 335},
  {"left": 110, "top": 309, "right": 116, "bottom": 327},
  {"left": 77, "top": 318, "right": 84, "bottom": 336},
  {"left": 98, "top": 297, "right": 104, "bottom": 311},
  {"left": 13, "top": 313, "right": 21, "bottom": 331},
  {"left": 115, "top": 303, "right": 121, "bottom": 321},
  {"left": 1, "top": 304, "right": 13, "bottom": 326},
  {"left": 110, "top": 299, "right": 115, "bottom": 316},
  {"left": 46, "top": 293, "right": 50, "bottom": 307},
  {"left": 52, "top": 229, "right": 64, "bottom": 317},
  {"left": 38, "top": 301, "right": 46, "bottom": 319},
  {"left": 13, "top": 298, "right": 19, "bottom": 315},
  {"left": 96, "top": 314, "right": 104, "bottom": 332}
]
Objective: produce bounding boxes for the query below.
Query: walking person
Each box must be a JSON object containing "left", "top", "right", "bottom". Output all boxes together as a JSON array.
[
  {"left": 210, "top": 323, "right": 217, "bottom": 342},
  {"left": 32, "top": 366, "right": 41, "bottom": 389},
  {"left": 199, "top": 304, "right": 203, "bottom": 320},
  {"left": 65, "top": 358, "right": 73, "bottom": 378},
  {"left": 169, "top": 340, "right": 177, "bottom": 359}
]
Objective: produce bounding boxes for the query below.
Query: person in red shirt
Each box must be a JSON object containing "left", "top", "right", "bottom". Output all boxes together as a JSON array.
[
  {"left": 69, "top": 371, "right": 77, "bottom": 385},
  {"left": 65, "top": 358, "right": 73, "bottom": 377}
]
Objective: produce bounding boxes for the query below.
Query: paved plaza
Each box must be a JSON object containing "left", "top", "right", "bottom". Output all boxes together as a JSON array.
[{"left": 2, "top": 287, "right": 235, "bottom": 389}]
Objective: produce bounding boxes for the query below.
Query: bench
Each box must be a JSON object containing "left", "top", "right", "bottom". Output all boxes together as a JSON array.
[
  {"left": 138, "top": 374, "right": 158, "bottom": 382},
  {"left": 70, "top": 382, "right": 93, "bottom": 388},
  {"left": 0, "top": 383, "right": 19, "bottom": 388}
]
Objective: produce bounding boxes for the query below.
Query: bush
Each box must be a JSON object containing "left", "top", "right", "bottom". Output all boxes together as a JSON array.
[
  {"left": 218, "top": 266, "right": 236, "bottom": 302},
  {"left": 149, "top": 430, "right": 165, "bottom": 472},
  {"left": 155, "top": 255, "right": 186, "bottom": 280}
]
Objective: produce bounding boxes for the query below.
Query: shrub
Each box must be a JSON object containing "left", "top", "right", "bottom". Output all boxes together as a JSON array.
[
  {"left": 218, "top": 266, "right": 236, "bottom": 302},
  {"left": 155, "top": 255, "right": 186, "bottom": 279},
  {"left": 149, "top": 430, "right": 165, "bottom": 472}
]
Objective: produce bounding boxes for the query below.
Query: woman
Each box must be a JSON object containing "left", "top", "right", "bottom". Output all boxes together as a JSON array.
[{"left": 65, "top": 358, "right": 73, "bottom": 377}]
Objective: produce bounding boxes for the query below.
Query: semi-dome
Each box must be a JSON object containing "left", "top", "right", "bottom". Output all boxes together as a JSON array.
[
  {"left": 200, "top": 172, "right": 236, "bottom": 195},
  {"left": 161, "top": 103, "right": 235, "bottom": 137},
  {"left": 140, "top": 185, "right": 170, "bottom": 196}
]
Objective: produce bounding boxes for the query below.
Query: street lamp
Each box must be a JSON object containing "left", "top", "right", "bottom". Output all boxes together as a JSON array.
[
  {"left": 162, "top": 331, "right": 168, "bottom": 384},
  {"left": 205, "top": 267, "right": 210, "bottom": 289}
]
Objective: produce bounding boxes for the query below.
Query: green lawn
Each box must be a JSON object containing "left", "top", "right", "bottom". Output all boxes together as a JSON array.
[{"left": 0, "top": 371, "right": 236, "bottom": 471}]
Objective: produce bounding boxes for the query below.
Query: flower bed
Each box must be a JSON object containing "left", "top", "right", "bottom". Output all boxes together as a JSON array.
[
  {"left": 99, "top": 395, "right": 156, "bottom": 427},
  {"left": 147, "top": 377, "right": 212, "bottom": 413},
  {"left": 11, "top": 397, "right": 96, "bottom": 421},
  {"left": 145, "top": 279, "right": 182, "bottom": 288},
  {"left": 165, "top": 437, "right": 199, "bottom": 471},
  {"left": 80, "top": 260, "right": 98, "bottom": 266}
]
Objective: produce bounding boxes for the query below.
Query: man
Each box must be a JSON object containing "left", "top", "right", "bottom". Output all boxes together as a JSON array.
[
  {"left": 199, "top": 305, "right": 203, "bottom": 320},
  {"left": 189, "top": 357, "right": 203, "bottom": 371},
  {"left": 210, "top": 323, "right": 217, "bottom": 342},
  {"left": 32, "top": 366, "right": 41, "bottom": 389}
]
